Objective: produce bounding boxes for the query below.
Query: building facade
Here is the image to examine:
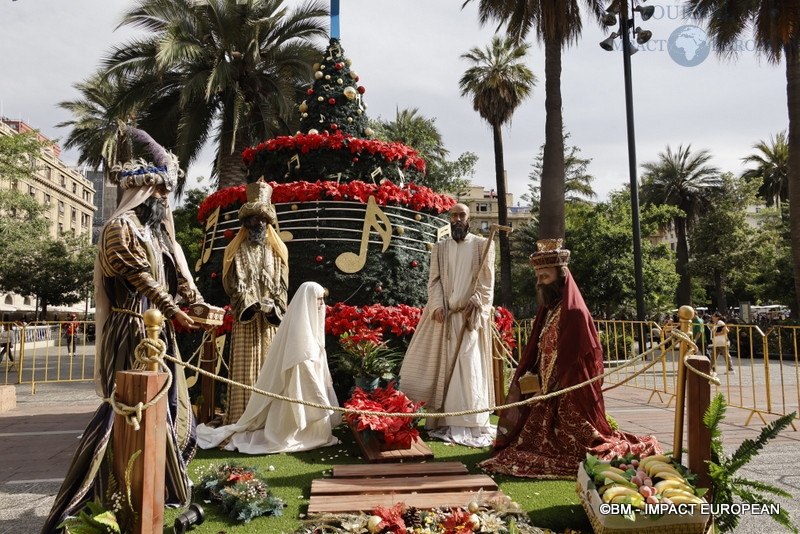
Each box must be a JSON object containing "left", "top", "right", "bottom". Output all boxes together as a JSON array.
[
  {"left": 455, "top": 185, "right": 532, "bottom": 236},
  {"left": 0, "top": 119, "right": 96, "bottom": 318}
]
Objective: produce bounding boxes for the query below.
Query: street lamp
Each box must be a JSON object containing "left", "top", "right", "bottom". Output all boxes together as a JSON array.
[{"left": 599, "top": 0, "right": 652, "bottom": 323}]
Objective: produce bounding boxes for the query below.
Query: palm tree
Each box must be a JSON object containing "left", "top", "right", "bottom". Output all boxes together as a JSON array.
[
  {"left": 526, "top": 131, "right": 597, "bottom": 217},
  {"left": 460, "top": 35, "right": 536, "bottom": 309},
  {"left": 741, "top": 131, "right": 789, "bottom": 208},
  {"left": 57, "top": 73, "right": 133, "bottom": 187},
  {"left": 640, "top": 144, "right": 721, "bottom": 306},
  {"left": 684, "top": 0, "right": 800, "bottom": 338},
  {"left": 465, "top": 0, "right": 605, "bottom": 241},
  {"left": 106, "top": 0, "right": 327, "bottom": 191}
]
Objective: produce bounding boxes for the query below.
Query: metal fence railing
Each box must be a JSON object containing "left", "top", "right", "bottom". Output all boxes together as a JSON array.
[
  {"left": 2, "top": 317, "right": 798, "bottom": 426},
  {"left": 513, "top": 318, "right": 799, "bottom": 426},
  {"left": 0, "top": 321, "right": 95, "bottom": 393}
]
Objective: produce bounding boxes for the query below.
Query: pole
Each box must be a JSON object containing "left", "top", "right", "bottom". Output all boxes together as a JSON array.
[{"left": 620, "top": 1, "right": 646, "bottom": 323}]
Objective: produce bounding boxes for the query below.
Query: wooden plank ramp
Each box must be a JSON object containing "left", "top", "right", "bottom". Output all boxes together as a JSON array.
[{"left": 308, "top": 462, "right": 510, "bottom": 514}]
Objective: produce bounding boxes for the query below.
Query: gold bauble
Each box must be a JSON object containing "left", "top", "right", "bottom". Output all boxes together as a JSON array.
[
  {"left": 396, "top": 227, "right": 405, "bottom": 235},
  {"left": 337, "top": 78, "right": 343, "bottom": 84},
  {"left": 426, "top": 243, "right": 433, "bottom": 251},
  {"left": 347, "top": 117, "right": 353, "bottom": 123},
  {"left": 325, "top": 74, "right": 331, "bottom": 80},
  {"left": 308, "top": 128, "right": 319, "bottom": 135},
  {"left": 224, "top": 214, "right": 232, "bottom": 220},
  {"left": 299, "top": 102, "right": 308, "bottom": 112},
  {"left": 313, "top": 63, "right": 320, "bottom": 71},
  {"left": 291, "top": 204, "right": 299, "bottom": 211},
  {"left": 414, "top": 214, "right": 422, "bottom": 221},
  {"left": 314, "top": 71, "right": 323, "bottom": 79},
  {"left": 364, "top": 127, "right": 374, "bottom": 136},
  {"left": 317, "top": 96, "right": 324, "bottom": 101},
  {"left": 302, "top": 112, "right": 308, "bottom": 118},
  {"left": 346, "top": 58, "right": 352, "bottom": 66}
]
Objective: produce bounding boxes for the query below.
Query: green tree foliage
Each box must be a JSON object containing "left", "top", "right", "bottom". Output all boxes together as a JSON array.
[
  {"left": 0, "top": 129, "right": 52, "bottom": 184},
  {"left": 524, "top": 131, "right": 596, "bottom": 219},
  {"left": 689, "top": 174, "right": 760, "bottom": 313},
  {"left": 459, "top": 35, "right": 536, "bottom": 309},
  {"left": 510, "top": 188, "right": 679, "bottom": 319},
  {"left": 640, "top": 144, "right": 721, "bottom": 307},
  {"left": 57, "top": 72, "right": 132, "bottom": 187},
  {"left": 465, "top": 0, "right": 605, "bottom": 241},
  {"left": 741, "top": 131, "right": 789, "bottom": 208},
  {"left": 684, "top": 0, "right": 800, "bottom": 334},
  {"left": 172, "top": 187, "right": 211, "bottom": 274},
  {"left": 370, "top": 108, "right": 476, "bottom": 194},
  {"left": 0, "top": 235, "right": 96, "bottom": 318},
  {"left": 747, "top": 205, "right": 797, "bottom": 314},
  {"left": 105, "top": 0, "right": 327, "bottom": 191}
]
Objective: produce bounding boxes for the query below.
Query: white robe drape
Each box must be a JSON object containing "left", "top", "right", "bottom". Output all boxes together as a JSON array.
[
  {"left": 399, "top": 233, "right": 495, "bottom": 447},
  {"left": 196, "top": 282, "right": 341, "bottom": 453}
]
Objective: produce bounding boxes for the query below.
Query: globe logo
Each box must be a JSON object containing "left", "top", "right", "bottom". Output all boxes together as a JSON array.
[{"left": 668, "top": 25, "right": 711, "bottom": 67}]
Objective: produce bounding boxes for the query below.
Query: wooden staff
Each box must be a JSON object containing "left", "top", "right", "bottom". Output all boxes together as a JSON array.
[{"left": 441, "top": 224, "right": 512, "bottom": 404}]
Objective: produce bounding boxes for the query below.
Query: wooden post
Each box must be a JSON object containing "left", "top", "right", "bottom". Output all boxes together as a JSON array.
[
  {"left": 672, "top": 305, "right": 694, "bottom": 464},
  {"left": 113, "top": 310, "right": 168, "bottom": 534},
  {"left": 686, "top": 354, "right": 712, "bottom": 492},
  {"left": 493, "top": 348, "right": 505, "bottom": 408}
]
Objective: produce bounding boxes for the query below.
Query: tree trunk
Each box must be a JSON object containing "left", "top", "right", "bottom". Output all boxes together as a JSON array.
[
  {"left": 675, "top": 217, "right": 691, "bottom": 306},
  {"left": 492, "top": 123, "right": 512, "bottom": 309},
  {"left": 216, "top": 135, "right": 250, "bottom": 191},
  {"left": 714, "top": 268, "right": 726, "bottom": 314},
  {"left": 538, "top": 38, "right": 566, "bottom": 240},
  {"left": 785, "top": 53, "right": 800, "bottom": 317}
]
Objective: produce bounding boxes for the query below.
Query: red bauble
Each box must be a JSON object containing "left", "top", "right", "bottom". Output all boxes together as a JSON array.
[
  {"left": 330, "top": 123, "right": 338, "bottom": 130},
  {"left": 307, "top": 89, "right": 314, "bottom": 95},
  {"left": 211, "top": 272, "right": 218, "bottom": 279},
  {"left": 357, "top": 86, "right": 365, "bottom": 94},
  {"left": 335, "top": 62, "right": 343, "bottom": 69},
  {"left": 328, "top": 98, "right": 336, "bottom": 104},
  {"left": 375, "top": 286, "right": 383, "bottom": 292},
  {"left": 410, "top": 260, "right": 419, "bottom": 268},
  {"left": 354, "top": 75, "right": 360, "bottom": 82},
  {"left": 316, "top": 256, "right": 323, "bottom": 262},
  {"left": 353, "top": 157, "right": 359, "bottom": 162},
  {"left": 223, "top": 229, "right": 235, "bottom": 240}
]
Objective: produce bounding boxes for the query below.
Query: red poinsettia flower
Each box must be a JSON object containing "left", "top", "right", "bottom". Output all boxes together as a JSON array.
[
  {"left": 440, "top": 507, "right": 475, "bottom": 534},
  {"left": 226, "top": 470, "right": 254, "bottom": 483},
  {"left": 372, "top": 503, "right": 407, "bottom": 534}
]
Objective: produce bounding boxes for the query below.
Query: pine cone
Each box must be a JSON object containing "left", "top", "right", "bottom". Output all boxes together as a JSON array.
[{"left": 402, "top": 506, "right": 422, "bottom": 528}]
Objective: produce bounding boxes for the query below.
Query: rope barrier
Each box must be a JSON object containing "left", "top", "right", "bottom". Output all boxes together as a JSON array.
[
  {"left": 162, "top": 326, "right": 718, "bottom": 419},
  {"left": 103, "top": 334, "right": 174, "bottom": 431}
]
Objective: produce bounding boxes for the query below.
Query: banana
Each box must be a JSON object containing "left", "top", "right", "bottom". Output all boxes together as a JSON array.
[
  {"left": 639, "top": 455, "right": 673, "bottom": 471},
  {"left": 602, "top": 485, "right": 640, "bottom": 503},
  {"left": 655, "top": 479, "right": 695, "bottom": 494},
  {"left": 667, "top": 494, "right": 704, "bottom": 505},
  {"left": 598, "top": 484, "right": 613, "bottom": 495},
  {"left": 655, "top": 472, "right": 688, "bottom": 484},
  {"left": 662, "top": 488, "right": 698, "bottom": 499},
  {"left": 594, "top": 464, "right": 626, "bottom": 476},
  {"left": 647, "top": 461, "right": 683, "bottom": 478},
  {"left": 599, "top": 471, "right": 637, "bottom": 488},
  {"left": 647, "top": 464, "right": 683, "bottom": 478},
  {"left": 611, "top": 493, "right": 646, "bottom": 509}
]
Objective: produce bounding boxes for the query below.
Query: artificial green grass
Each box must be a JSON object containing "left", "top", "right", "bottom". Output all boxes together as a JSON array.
[{"left": 163, "top": 421, "right": 592, "bottom": 533}]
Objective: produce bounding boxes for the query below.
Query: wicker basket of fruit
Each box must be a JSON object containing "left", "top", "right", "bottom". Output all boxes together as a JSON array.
[{"left": 576, "top": 454, "right": 710, "bottom": 534}]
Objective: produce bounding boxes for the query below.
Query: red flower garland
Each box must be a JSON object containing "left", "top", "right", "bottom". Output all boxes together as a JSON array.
[
  {"left": 241, "top": 132, "right": 426, "bottom": 173},
  {"left": 197, "top": 180, "right": 455, "bottom": 224}
]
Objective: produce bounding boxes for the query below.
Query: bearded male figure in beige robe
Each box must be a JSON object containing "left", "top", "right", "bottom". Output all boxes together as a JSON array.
[
  {"left": 399, "top": 203, "right": 496, "bottom": 447},
  {"left": 220, "top": 181, "right": 289, "bottom": 425}
]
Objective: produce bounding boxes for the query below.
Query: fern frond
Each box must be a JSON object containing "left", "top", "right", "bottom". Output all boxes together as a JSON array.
[
  {"left": 703, "top": 393, "right": 727, "bottom": 439},
  {"left": 729, "top": 477, "right": 792, "bottom": 499},
  {"left": 728, "top": 412, "right": 796, "bottom": 472}
]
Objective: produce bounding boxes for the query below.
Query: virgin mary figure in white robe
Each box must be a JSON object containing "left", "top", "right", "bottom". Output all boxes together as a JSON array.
[{"left": 196, "top": 281, "right": 341, "bottom": 453}]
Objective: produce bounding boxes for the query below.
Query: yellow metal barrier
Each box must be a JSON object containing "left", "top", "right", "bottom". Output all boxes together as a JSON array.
[
  {"left": 512, "top": 318, "right": 799, "bottom": 427},
  {"left": 0, "top": 320, "right": 95, "bottom": 393}
]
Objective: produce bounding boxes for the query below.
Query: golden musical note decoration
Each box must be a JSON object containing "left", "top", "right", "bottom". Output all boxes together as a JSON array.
[
  {"left": 326, "top": 43, "right": 342, "bottom": 60},
  {"left": 274, "top": 215, "right": 293, "bottom": 242},
  {"left": 319, "top": 113, "right": 327, "bottom": 123},
  {"left": 195, "top": 206, "right": 220, "bottom": 271},
  {"left": 370, "top": 167, "right": 383, "bottom": 184},
  {"left": 436, "top": 223, "right": 451, "bottom": 242},
  {"left": 285, "top": 154, "right": 300, "bottom": 178},
  {"left": 327, "top": 172, "right": 343, "bottom": 184},
  {"left": 335, "top": 196, "right": 393, "bottom": 274},
  {"left": 322, "top": 84, "right": 334, "bottom": 92}
]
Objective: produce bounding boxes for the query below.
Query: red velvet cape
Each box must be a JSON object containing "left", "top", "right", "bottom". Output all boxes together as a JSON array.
[{"left": 494, "top": 269, "right": 612, "bottom": 451}]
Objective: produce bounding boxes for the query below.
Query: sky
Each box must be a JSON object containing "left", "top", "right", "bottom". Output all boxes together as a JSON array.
[{"left": 0, "top": 0, "right": 789, "bottom": 207}]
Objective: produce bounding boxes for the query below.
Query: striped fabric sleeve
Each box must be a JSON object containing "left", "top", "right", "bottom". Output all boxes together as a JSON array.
[
  {"left": 176, "top": 272, "right": 202, "bottom": 306},
  {"left": 102, "top": 218, "right": 180, "bottom": 318}
]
